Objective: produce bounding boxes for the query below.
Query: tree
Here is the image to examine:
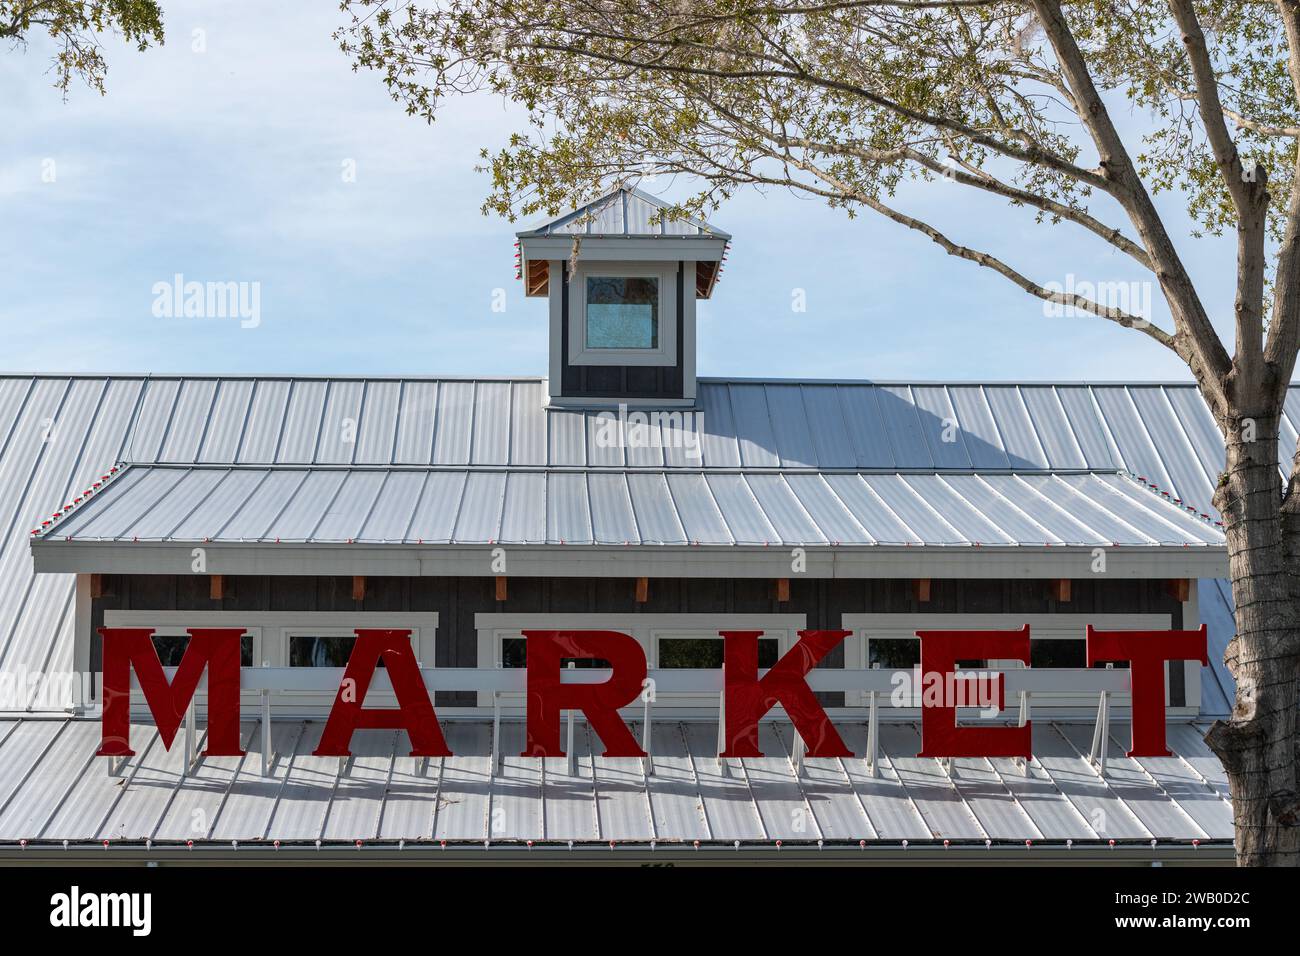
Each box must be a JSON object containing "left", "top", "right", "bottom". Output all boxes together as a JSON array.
[
  {"left": 1, "top": 0, "right": 163, "bottom": 95},
  {"left": 337, "top": 0, "right": 1300, "bottom": 865}
]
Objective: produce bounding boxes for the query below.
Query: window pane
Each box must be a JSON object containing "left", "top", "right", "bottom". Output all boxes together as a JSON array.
[
  {"left": 1031, "top": 640, "right": 1086, "bottom": 668},
  {"left": 499, "top": 637, "right": 610, "bottom": 669},
  {"left": 868, "top": 638, "right": 920, "bottom": 669},
  {"left": 659, "top": 637, "right": 779, "bottom": 668},
  {"left": 152, "top": 634, "right": 254, "bottom": 667},
  {"left": 288, "top": 635, "right": 386, "bottom": 668},
  {"left": 585, "top": 276, "right": 658, "bottom": 349}
]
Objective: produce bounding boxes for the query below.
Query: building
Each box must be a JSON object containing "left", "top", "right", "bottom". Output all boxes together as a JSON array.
[{"left": 0, "top": 188, "right": 1250, "bottom": 863}]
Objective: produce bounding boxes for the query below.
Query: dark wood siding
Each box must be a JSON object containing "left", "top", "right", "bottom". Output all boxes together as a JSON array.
[
  {"left": 92, "top": 576, "right": 1185, "bottom": 707},
  {"left": 560, "top": 262, "right": 686, "bottom": 400}
]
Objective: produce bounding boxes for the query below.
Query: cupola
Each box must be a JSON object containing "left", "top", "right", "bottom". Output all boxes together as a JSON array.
[{"left": 516, "top": 186, "right": 730, "bottom": 407}]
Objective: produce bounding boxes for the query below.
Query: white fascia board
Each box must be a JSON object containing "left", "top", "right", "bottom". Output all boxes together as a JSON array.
[
  {"left": 545, "top": 396, "right": 700, "bottom": 410},
  {"left": 32, "top": 540, "right": 1229, "bottom": 579},
  {"left": 519, "top": 236, "right": 726, "bottom": 262}
]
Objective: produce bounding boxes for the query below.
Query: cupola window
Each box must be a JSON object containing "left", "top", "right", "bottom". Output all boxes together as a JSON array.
[{"left": 585, "top": 275, "right": 659, "bottom": 350}]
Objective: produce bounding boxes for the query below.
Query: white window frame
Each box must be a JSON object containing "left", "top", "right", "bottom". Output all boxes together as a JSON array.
[
  {"left": 104, "top": 610, "right": 438, "bottom": 713},
  {"left": 841, "top": 612, "right": 1178, "bottom": 714},
  {"left": 569, "top": 262, "right": 678, "bottom": 366},
  {"left": 474, "top": 613, "right": 806, "bottom": 711}
]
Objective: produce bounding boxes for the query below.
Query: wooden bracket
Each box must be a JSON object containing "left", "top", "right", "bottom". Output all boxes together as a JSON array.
[
  {"left": 210, "top": 574, "right": 224, "bottom": 601},
  {"left": 1166, "top": 578, "right": 1190, "bottom": 602},
  {"left": 352, "top": 575, "right": 366, "bottom": 602},
  {"left": 635, "top": 577, "right": 649, "bottom": 603},
  {"left": 1049, "top": 578, "right": 1071, "bottom": 602},
  {"left": 774, "top": 578, "right": 790, "bottom": 603},
  {"left": 525, "top": 260, "right": 550, "bottom": 296},
  {"left": 912, "top": 578, "right": 931, "bottom": 603},
  {"left": 495, "top": 576, "right": 508, "bottom": 602}
]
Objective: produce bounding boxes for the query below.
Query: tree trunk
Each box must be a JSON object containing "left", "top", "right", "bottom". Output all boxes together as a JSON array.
[{"left": 1207, "top": 412, "right": 1300, "bottom": 865}]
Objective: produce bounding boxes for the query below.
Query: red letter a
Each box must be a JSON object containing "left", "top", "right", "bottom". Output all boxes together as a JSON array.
[
  {"left": 722, "top": 630, "right": 851, "bottom": 758},
  {"left": 98, "top": 627, "right": 244, "bottom": 757},
  {"left": 314, "top": 629, "right": 450, "bottom": 757},
  {"left": 522, "top": 630, "right": 647, "bottom": 757}
]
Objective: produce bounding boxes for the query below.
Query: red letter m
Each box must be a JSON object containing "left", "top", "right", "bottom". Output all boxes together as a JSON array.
[{"left": 98, "top": 627, "right": 245, "bottom": 757}]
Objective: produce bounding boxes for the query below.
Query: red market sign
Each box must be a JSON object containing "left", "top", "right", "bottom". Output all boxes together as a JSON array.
[{"left": 95, "top": 625, "right": 1208, "bottom": 762}]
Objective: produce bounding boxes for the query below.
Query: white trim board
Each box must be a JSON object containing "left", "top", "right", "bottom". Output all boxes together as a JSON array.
[
  {"left": 568, "top": 262, "right": 679, "bottom": 367},
  {"left": 840, "top": 611, "right": 1183, "bottom": 712},
  {"left": 474, "top": 612, "right": 806, "bottom": 711},
  {"left": 101, "top": 610, "right": 439, "bottom": 714}
]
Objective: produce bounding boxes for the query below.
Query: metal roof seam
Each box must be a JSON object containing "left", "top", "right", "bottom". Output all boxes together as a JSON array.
[
  {"left": 301, "top": 471, "right": 352, "bottom": 543},
  {"left": 956, "top": 756, "right": 1046, "bottom": 843},
  {"left": 1156, "top": 385, "right": 1218, "bottom": 515},
  {"left": 849, "top": 474, "right": 923, "bottom": 545},
  {"left": 35, "top": 725, "right": 106, "bottom": 840},
  {"left": 973, "top": 384, "right": 1013, "bottom": 468},
  {"left": 969, "top": 473, "right": 1065, "bottom": 545},
  {"left": 159, "top": 468, "right": 233, "bottom": 542},
  {"left": 830, "top": 751, "right": 881, "bottom": 840},
  {"left": 1118, "top": 387, "right": 1179, "bottom": 500},
  {"left": 1012, "top": 385, "right": 1053, "bottom": 468},
  {"left": 769, "top": 723, "right": 826, "bottom": 841},
  {"left": 808, "top": 472, "right": 877, "bottom": 544},
  {"left": 998, "top": 473, "right": 1101, "bottom": 546},
  {"left": 354, "top": 469, "right": 397, "bottom": 544},
  {"left": 189, "top": 378, "right": 223, "bottom": 465},
  {"left": 23, "top": 587, "right": 75, "bottom": 701},
  {"left": 11, "top": 381, "right": 76, "bottom": 537},
  {"left": 396, "top": 471, "right": 434, "bottom": 545},
  {"left": 1107, "top": 472, "right": 1222, "bottom": 543},
  {"left": 255, "top": 720, "right": 307, "bottom": 841},
  {"left": 144, "top": 724, "right": 211, "bottom": 842},
  {"left": 1048, "top": 385, "right": 1091, "bottom": 467},
  {"left": 315, "top": 747, "right": 348, "bottom": 845},
  {"left": 1105, "top": 730, "right": 1213, "bottom": 841},
  {"left": 1051, "top": 473, "right": 1159, "bottom": 546},
  {"left": 887, "top": 473, "right": 970, "bottom": 546},
  {"left": 92, "top": 728, "right": 162, "bottom": 840},
  {"left": 265, "top": 379, "right": 294, "bottom": 464},
  {"left": 1046, "top": 721, "right": 1155, "bottom": 840},
  {"left": 939, "top": 384, "right": 978, "bottom": 468},
  {"left": 208, "top": 467, "right": 276, "bottom": 541},
  {"left": 925, "top": 473, "right": 1014, "bottom": 546},
  {"left": 675, "top": 722, "right": 715, "bottom": 840}
]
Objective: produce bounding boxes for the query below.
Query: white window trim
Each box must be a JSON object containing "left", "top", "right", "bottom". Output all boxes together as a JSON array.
[
  {"left": 841, "top": 612, "right": 1176, "bottom": 712},
  {"left": 569, "top": 262, "right": 678, "bottom": 366},
  {"left": 283, "top": 626, "right": 417, "bottom": 677},
  {"left": 473, "top": 612, "right": 806, "bottom": 710},
  {"left": 103, "top": 610, "right": 438, "bottom": 714}
]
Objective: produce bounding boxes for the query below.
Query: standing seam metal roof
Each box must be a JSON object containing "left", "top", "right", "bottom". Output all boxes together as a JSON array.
[
  {"left": 0, "top": 717, "right": 1234, "bottom": 846},
  {"left": 0, "top": 375, "right": 1273, "bottom": 713},
  {"left": 32, "top": 465, "right": 1224, "bottom": 548}
]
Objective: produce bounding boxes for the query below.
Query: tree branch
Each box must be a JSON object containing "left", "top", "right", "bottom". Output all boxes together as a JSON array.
[{"left": 1030, "top": 0, "right": 1231, "bottom": 413}]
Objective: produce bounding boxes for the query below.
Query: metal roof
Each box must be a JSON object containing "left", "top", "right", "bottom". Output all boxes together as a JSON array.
[
  {"left": 516, "top": 186, "right": 731, "bottom": 239},
  {"left": 0, "top": 717, "right": 1234, "bottom": 848},
  {"left": 0, "top": 374, "right": 1271, "bottom": 713},
  {"left": 33, "top": 465, "right": 1222, "bottom": 549}
]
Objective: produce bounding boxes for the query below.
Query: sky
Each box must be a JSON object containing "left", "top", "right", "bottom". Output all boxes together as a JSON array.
[{"left": 0, "top": 1, "right": 1246, "bottom": 383}]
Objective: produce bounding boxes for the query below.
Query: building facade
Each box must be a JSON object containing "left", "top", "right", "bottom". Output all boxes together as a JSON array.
[{"left": 0, "top": 189, "right": 1253, "bottom": 862}]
